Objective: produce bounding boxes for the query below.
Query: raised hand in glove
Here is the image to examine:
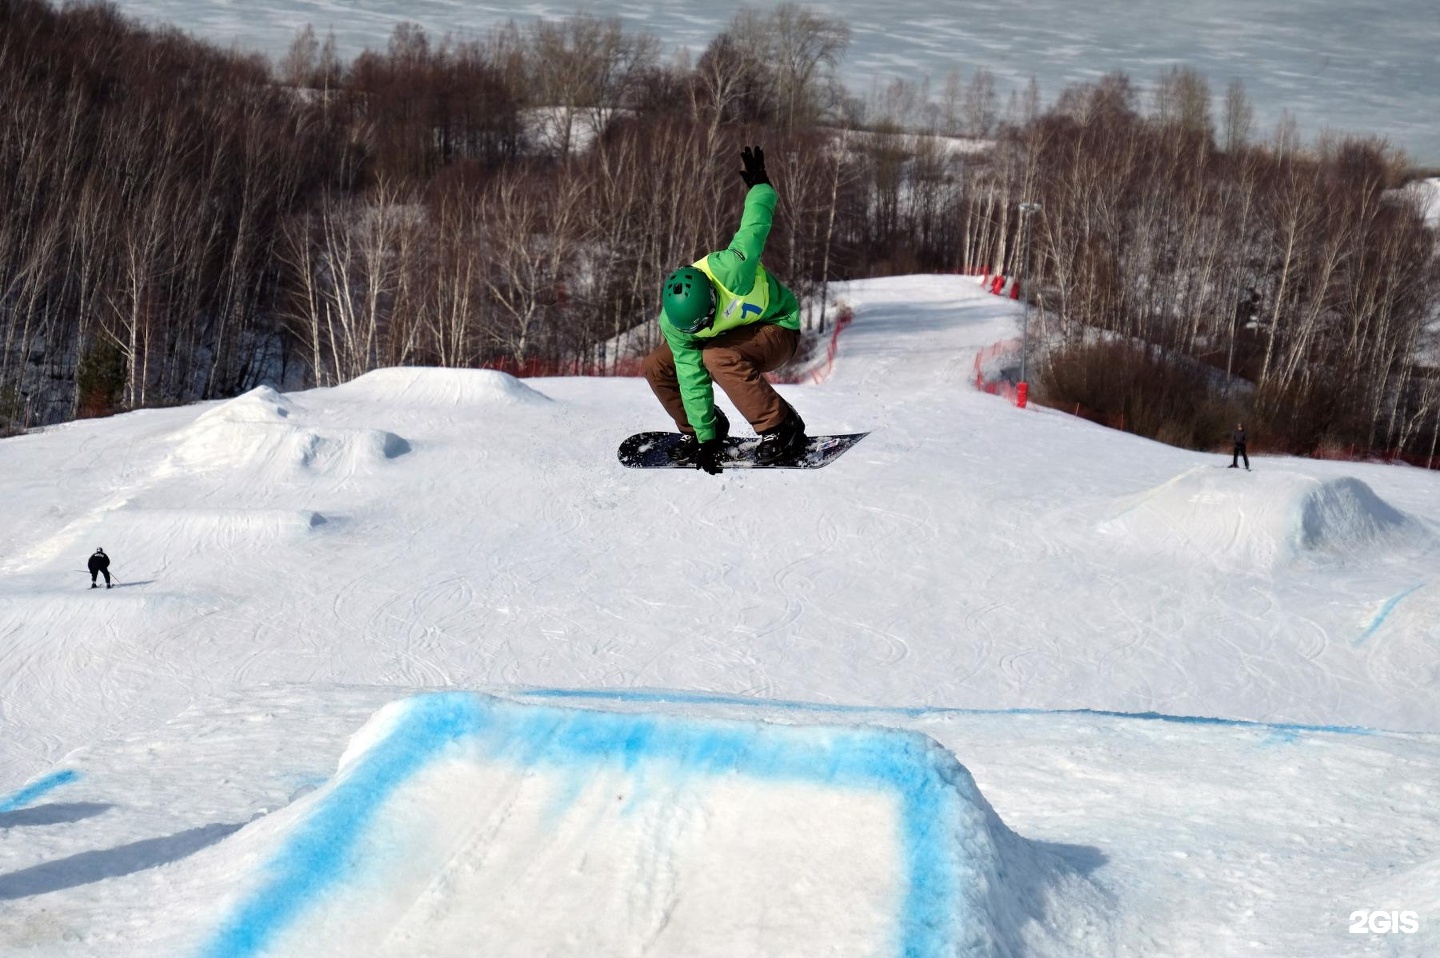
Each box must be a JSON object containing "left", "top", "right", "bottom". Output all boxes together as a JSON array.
[
  {"left": 739, "top": 146, "right": 769, "bottom": 188},
  {"left": 696, "top": 437, "right": 725, "bottom": 475}
]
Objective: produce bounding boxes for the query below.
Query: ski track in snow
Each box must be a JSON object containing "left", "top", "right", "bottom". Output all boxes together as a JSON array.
[{"left": 2, "top": 276, "right": 1440, "bottom": 955}]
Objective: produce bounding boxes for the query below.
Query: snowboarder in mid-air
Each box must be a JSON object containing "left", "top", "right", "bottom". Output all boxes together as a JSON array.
[
  {"left": 642, "top": 146, "right": 807, "bottom": 475},
  {"left": 88, "top": 547, "right": 111, "bottom": 588},
  {"left": 1228, "top": 423, "right": 1250, "bottom": 471}
]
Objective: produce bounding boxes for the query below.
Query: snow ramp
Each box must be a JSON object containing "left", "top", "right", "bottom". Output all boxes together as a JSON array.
[
  {"left": 197, "top": 693, "right": 1102, "bottom": 958},
  {"left": 1096, "top": 466, "right": 1427, "bottom": 572}
]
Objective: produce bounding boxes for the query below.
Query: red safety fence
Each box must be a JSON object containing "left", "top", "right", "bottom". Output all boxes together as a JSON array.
[
  {"left": 972, "top": 338, "right": 1022, "bottom": 404},
  {"left": 968, "top": 269, "right": 1022, "bottom": 299},
  {"left": 1294, "top": 442, "right": 1438, "bottom": 470},
  {"left": 768, "top": 306, "right": 855, "bottom": 385},
  {"left": 477, "top": 355, "right": 646, "bottom": 378}
]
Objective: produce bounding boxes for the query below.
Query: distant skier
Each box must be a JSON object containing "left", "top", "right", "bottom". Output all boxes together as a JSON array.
[
  {"left": 88, "top": 547, "right": 112, "bottom": 588},
  {"left": 642, "top": 145, "right": 807, "bottom": 475},
  {"left": 1228, "top": 424, "right": 1250, "bottom": 471}
]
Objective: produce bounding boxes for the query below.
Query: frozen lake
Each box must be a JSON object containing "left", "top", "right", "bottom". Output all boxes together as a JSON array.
[{"left": 103, "top": 0, "right": 1440, "bottom": 168}]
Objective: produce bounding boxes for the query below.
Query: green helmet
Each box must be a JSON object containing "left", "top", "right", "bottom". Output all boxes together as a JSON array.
[{"left": 661, "top": 266, "right": 717, "bottom": 333}]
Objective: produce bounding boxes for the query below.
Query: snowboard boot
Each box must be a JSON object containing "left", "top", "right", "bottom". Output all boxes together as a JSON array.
[
  {"left": 667, "top": 408, "right": 729, "bottom": 464},
  {"left": 755, "top": 407, "right": 807, "bottom": 465},
  {"left": 90, "top": 582, "right": 97, "bottom": 589}
]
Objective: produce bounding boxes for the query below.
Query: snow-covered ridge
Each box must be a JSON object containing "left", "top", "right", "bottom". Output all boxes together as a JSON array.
[
  {"left": 99, "top": 0, "right": 1440, "bottom": 163},
  {"left": 324, "top": 367, "right": 553, "bottom": 408}
]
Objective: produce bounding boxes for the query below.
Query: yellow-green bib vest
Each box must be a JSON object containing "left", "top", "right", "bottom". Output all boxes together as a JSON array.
[{"left": 688, "top": 256, "right": 771, "bottom": 338}]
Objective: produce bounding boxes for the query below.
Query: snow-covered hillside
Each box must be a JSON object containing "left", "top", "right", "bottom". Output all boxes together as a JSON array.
[
  {"left": 2, "top": 276, "right": 1437, "bottom": 956},
  {"left": 100, "top": 0, "right": 1440, "bottom": 164}
]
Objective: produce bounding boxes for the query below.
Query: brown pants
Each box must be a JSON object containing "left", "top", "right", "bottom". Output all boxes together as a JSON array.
[{"left": 643, "top": 323, "right": 799, "bottom": 434}]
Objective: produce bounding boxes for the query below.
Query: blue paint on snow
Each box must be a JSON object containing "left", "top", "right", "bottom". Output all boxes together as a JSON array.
[
  {"left": 200, "top": 696, "right": 485, "bottom": 958},
  {"left": 1355, "top": 583, "right": 1425, "bottom": 646},
  {"left": 1260, "top": 728, "right": 1301, "bottom": 747},
  {"left": 515, "top": 687, "right": 1380, "bottom": 737},
  {"left": 0, "top": 769, "right": 80, "bottom": 813},
  {"left": 202, "top": 693, "right": 980, "bottom": 958}
]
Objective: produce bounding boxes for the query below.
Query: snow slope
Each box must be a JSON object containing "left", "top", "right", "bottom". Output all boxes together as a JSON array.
[{"left": 2, "top": 275, "right": 1439, "bottom": 955}]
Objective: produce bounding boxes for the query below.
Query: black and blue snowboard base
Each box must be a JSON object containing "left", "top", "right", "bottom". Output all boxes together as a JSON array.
[{"left": 618, "top": 432, "right": 869, "bottom": 470}]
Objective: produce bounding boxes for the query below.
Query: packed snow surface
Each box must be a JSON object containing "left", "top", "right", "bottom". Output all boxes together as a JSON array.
[{"left": 2, "top": 275, "right": 1438, "bottom": 955}]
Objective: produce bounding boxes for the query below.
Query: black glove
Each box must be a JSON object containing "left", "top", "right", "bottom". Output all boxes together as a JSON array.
[
  {"left": 696, "top": 438, "right": 725, "bottom": 475},
  {"left": 739, "top": 146, "right": 769, "bottom": 188}
]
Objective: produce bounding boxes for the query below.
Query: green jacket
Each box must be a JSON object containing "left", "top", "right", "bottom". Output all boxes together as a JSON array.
[{"left": 659, "top": 183, "right": 801, "bottom": 442}]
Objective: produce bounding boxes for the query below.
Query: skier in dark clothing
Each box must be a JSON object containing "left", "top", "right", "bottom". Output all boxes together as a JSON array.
[
  {"left": 1228, "top": 424, "right": 1250, "bottom": 471},
  {"left": 88, "top": 547, "right": 111, "bottom": 588}
]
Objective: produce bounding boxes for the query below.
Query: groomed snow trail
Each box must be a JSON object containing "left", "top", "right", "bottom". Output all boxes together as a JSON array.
[{"left": 4, "top": 276, "right": 1439, "bottom": 769}]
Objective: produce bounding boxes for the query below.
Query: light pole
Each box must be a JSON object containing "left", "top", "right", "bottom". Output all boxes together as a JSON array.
[{"left": 1017, "top": 201, "right": 1042, "bottom": 399}]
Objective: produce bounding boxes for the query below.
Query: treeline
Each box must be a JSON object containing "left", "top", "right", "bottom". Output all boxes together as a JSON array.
[
  {"left": 1006, "top": 72, "right": 1440, "bottom": 461},
  {"left": 273, "top": 8, "right": 861, "bottom": 382},
  {"left": 0, "top": 0, "right": 348, "bottom": 427},
  {"left": 1, "top": 0, "right": 1436, "bottom": 463}
]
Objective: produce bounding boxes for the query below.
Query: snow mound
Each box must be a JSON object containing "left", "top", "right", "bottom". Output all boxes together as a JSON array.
[
  {"left": 192, "top": 384, "right": 293, "bottom": 425},
  {"left": 326, "top": 367, "right": 553, "bottom": 408},
  {"left": 1097, "top": 467, "right": 1424, "bottom": 571},
  {"left": 166, "top": 386, "right": 410, "bottom": 475},
  {"left": 197, "top": 694, "right": 1103, "bottom": 958}
]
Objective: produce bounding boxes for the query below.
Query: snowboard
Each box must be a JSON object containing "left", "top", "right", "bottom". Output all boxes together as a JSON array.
[{"left": 618, "top": 432, "right": 869, "bottom": 470}]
